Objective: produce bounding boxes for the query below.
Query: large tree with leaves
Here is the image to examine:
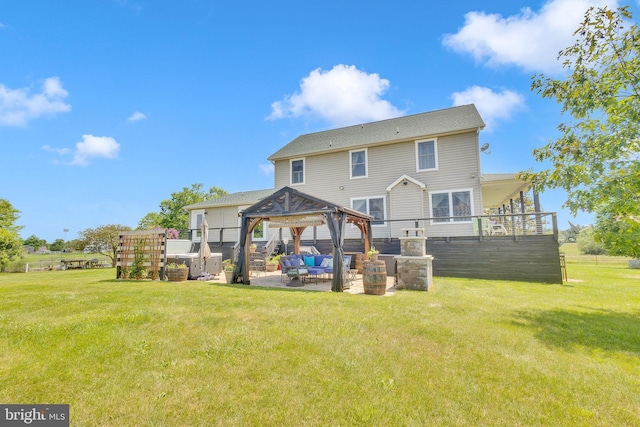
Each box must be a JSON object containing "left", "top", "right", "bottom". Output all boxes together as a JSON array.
[
  {"left": 79, "top": 224, "right": 132, "bottom": 267},
  {"left": 522, "top": 6, "right": 640, "bottom": 222},
  {"left": 0, "top": 199, "right": 24, "bottom": 271},
  {"left": 138, "top": 184, "right": 227, "bottom": 231}
]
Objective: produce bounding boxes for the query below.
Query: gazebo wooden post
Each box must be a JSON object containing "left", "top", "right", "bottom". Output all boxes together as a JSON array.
[
  {"left": 289, "top": 227, "right": 307, "bottom": 254},
  {"left": 243, "top": 218, "right": 262, "bottom": 284}
]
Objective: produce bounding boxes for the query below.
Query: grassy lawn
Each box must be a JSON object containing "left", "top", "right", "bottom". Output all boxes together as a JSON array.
[{"left": 1, "top": 259, "right": 639, "bottom": 426}]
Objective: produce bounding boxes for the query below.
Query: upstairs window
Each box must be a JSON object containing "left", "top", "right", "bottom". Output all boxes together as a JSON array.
[
  {"left": 352, "top": 196, "right": 386, "bottom": 226},
  {"left": 291, "top": 158, "right": 305, "bottom": 185},
  {"left": 350, "top": 149, "right": 367, "bottom": 179},
  {"left": 430, "top": 190, "right": 472, "bottom": 223},
  {"left": 416, "top": 139, "right": 438, "bottom": 171}
]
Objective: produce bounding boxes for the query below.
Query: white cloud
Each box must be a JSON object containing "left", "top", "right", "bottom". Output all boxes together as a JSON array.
[
  {"left": 259, "top": 163, "right": 274, "bottom": 175},
  {"left": 71, "top": 134, "right": 120, "bottom": 166},
  {"left": 0, "top": 77, "right": 71, "bottom": 126},
  {"left": 42, "top": 145, "right": 71, "bottom": 156},
  {"left": 442, "top": 0, "right": 618, "bottom": 74},
  {"left": 127, "top": 111, "right": 147, "bottom": 122},
  {"left": 451, "top": 86, "right": 525, "bottom": 130},
  {"left": 267, "top": 64, "right": 404, "bottom": 127}
]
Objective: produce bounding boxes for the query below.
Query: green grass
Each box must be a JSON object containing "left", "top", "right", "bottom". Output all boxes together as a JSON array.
[{"left": 1, "top": 262, "right": 639, "bottom": 426}]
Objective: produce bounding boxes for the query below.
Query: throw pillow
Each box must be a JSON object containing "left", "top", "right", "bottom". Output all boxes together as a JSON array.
[
  {"left": 298, "top": 258, "right": 305, "bottom": 267},
  {"left": 320, "top": 257, "right": 333, "bottom": 268},
  {"left": 304, "top": 256, "right": 315, "bottom": 267}
]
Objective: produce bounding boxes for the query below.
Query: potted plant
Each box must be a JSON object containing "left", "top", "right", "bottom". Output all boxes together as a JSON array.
[
  {"left": 224, "top": 264, "right": 235, "bottom": 282},
  {"left": 367, "top": 246, "right": 379, "bottom": 262},
  {"left": 166, "top": 262, "right": 189, "bottom": 282},
  {"left": 266, "top": 256, "right": 279, "bottom": 272}
]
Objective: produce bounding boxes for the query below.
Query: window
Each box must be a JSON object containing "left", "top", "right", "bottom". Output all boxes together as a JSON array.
[
  {"left": 416, "top": 139, "right": 438, "bottom": 171},
  {"left": 430, "top": 190, "right": 472, "bottom": 223},
  {"left": 291, "top": 158, "right": 304, "bottom": 185},
  {"left": 350, "top": 149, "right": 367, "bottom": 178},
  {"left": 352, "top": 196, "right": 386, "bottom": 226}
]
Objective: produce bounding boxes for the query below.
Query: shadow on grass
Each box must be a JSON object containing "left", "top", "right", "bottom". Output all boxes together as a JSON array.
[{"left": 514, "top": 309, "right": 640, "bottom": 355}]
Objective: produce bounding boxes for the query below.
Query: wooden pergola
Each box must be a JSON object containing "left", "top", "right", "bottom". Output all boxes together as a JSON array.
[{"left": 232, "top": 186, "right": 373, "bottom": 292}]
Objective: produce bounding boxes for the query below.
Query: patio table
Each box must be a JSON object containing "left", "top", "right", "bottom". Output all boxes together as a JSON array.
[{"left": 286, "top": 267, "right": 308, "bottom": 287}]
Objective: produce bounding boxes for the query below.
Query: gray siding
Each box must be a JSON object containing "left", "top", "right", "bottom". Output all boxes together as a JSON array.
[{"left": 273, "top": 130, "right": 482, "bottom": 239}]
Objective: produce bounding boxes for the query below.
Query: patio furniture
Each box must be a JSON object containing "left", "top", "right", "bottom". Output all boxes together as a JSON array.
[
  {"left": 249, "top": 251, "right": 266, "bottom": 277},
  {"left": 286, "top": 265, "right": 308, "bottom": 287},
  {"left": 487, "top": 220, "right": 507, "bottom": 235}
]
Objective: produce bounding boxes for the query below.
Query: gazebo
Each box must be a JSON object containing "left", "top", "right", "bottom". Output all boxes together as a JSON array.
[{"left": 232, "top": 186, "right": 373, "bottom": 291}]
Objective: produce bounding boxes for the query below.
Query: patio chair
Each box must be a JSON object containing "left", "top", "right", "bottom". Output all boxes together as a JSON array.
[
  {"left": 487, "top": 220, "right": 507, "bottom": 235},
  {"left": 279, "top": 255, "right": 306, "bottom": 282}
]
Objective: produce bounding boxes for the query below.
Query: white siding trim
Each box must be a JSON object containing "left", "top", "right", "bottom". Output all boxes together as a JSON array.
[
  {"left": 415, "top": 138, "right": 439, "bottom": 172},
  {"left": 386, "top": 174, "right": 426, "bottom": 191}
]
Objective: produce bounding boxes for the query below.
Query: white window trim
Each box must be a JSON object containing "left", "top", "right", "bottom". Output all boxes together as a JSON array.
[
  {"left": 415, "top": 138, "right": 438, "bottom": 172},
  {"left": 350, "top": 195, "right": 387, "bottom": 228},
  {"left": 290, "top": 158, "right": 305, "bottom": 185},
  {"left": 349, "top": 148, "right": 368, "bottom": 179},
  {"left": 428, "top": 188, "right": 474, "bottom": 225}
]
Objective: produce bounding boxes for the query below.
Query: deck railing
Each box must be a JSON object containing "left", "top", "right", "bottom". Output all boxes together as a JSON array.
[{"left": 183, "top": 212, "right": 558, "bottom": 247}]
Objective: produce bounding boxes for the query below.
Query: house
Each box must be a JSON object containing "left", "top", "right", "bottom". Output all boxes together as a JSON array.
[{"left": 185, "top": 104, "right": 562, "bottom": 283}]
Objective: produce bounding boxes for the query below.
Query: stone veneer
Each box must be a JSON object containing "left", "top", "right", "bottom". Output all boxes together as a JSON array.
[{"left": 395, "top": 228, "right": 434, "bottom": 291}]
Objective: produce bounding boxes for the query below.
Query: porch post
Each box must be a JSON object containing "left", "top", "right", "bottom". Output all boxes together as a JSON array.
[{"left": 533, "top": 191, "right": 543, "bottom": 235}]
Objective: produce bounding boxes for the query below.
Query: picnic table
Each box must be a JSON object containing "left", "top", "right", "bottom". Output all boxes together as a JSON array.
[{"left": 60, "top": 259, "right": 99, "bottom": 270}]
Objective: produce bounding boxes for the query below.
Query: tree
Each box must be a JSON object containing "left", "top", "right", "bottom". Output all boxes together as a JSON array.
[
  {"left": 79, "top": 224, "right": 132, "bottom": 267},
  {"left": 0, "top": 199, "right": 23, "bottom": 271},
  {"left": 0, "top": 198, "right": 23, "bottom": 233},
  {"left": 0, "top": 229, "right": 22, "bottom": 271},
  {"left": 594, "top": 207, "right": 640, "bottom": 259},
  {"left": 49, "top": 238, "right": 67, "bottom": 252},
  {"left": 576, "top": 227, "right": 606, "bottom": 255},
  {"left": 138, "top": 184, "right": 227, "bottom": 231},
  {"left": 67, "top": 238, "right": 85, "bottom": 252},
  {"left": 522, "top": 6, "right": 640, "bottom": 221},
  {"left": 23, "top": 234, "right": 46, "bottom": 250}
]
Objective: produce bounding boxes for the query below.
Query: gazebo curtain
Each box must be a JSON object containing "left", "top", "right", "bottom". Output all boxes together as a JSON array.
[
  {"left": 326, "top": 210, "right": 347, "bottom": 292},
  {"left": 233, "top": 215, "right": 250, "bottom": 284}
]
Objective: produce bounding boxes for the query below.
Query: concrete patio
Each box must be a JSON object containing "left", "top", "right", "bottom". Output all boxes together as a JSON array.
[{"left": 203, "top": 269, "right": 397, "bottom": 295}]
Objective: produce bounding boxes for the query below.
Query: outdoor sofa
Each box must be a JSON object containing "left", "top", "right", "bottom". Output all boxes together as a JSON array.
[{"left": 279, "top": 254, "right": 351, "bottom": 284}]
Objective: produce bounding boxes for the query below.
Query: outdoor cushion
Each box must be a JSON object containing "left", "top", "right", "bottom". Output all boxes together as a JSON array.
[
  {"left": 320, "top": 257, "right": 333, "bottom": 268},
  {"left": 283, "top": 258, "right": 291, "bottom": 267},
  {"left": 304, "top": 256, "right": 315, "bottom": 267}
]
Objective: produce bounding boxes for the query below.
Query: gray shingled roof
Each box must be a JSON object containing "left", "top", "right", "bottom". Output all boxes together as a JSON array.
[
  {"left": 268, "top": 104, "right": 485, "bottom": 161},
  {"left": 183, "top": 188, "right": 275, "bottom": 210}
]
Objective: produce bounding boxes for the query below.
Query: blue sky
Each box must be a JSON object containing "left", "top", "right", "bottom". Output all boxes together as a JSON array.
[{"left": 1, "top": 0, "right": 635, "bottom": 242}]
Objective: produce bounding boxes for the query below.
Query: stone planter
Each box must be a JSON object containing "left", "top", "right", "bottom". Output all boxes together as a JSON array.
[
  {"left": 166, "top": 268, "right": 189, "bottom": 282},
  {"left": 368, "top": 252, "right": 379, "bottom": 262},
  {"left": 629, "top": 259, "right": 640, "bottom": 269}
]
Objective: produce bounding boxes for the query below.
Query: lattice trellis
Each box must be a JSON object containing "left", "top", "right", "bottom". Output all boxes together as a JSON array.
[{"left": 117, "top": 230, "right": 166, "bottom": 280}]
